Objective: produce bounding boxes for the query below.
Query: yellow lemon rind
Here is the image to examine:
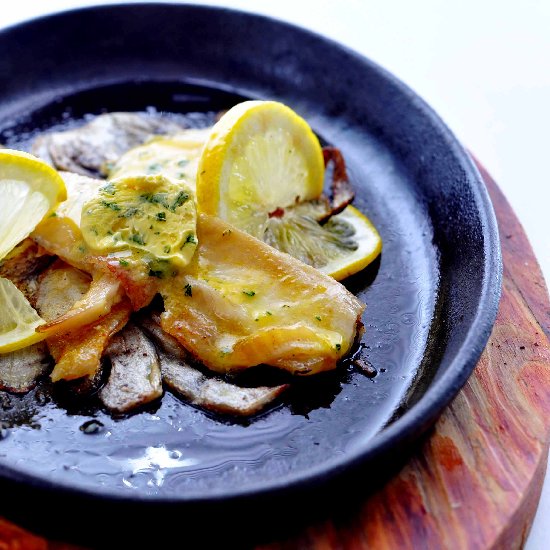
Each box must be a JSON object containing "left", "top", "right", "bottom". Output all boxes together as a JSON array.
[
  {"left": 320, "top": 205, "right": 382, "bottom": 281},
  {"left": 196, "top": 100, "right": 324, "bottom": 216}
]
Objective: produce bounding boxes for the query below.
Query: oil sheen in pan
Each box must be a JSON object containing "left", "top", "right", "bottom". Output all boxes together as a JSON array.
[{"left": 0, "top": 81, "right": 439, "bottom": 498}]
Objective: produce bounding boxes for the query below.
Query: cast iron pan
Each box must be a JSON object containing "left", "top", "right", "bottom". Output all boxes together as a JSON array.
[{"left": 0, "top": 3, "right": 501, "bottom": 546}]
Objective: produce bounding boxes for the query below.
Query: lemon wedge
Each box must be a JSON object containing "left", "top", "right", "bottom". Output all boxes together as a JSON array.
[
  {"left": 197, "top": 100, "right": 325, "bottom": 237},
  {"left": 0, "top": 277, "right": 46, "bottom": 353},
  {"left": 0, "top": 149, "right": 67, "bottom": 261}
]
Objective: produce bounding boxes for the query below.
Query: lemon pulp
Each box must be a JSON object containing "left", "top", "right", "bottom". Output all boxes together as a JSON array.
[
  {"left": 0, "top": 278, "right": 46, "bottom": 353},
  {"left": 197, "top": 100, "right": 325, "bottom": 238},
  {"left": 0, "top": 149, "right": 66, "bottom": 260}
]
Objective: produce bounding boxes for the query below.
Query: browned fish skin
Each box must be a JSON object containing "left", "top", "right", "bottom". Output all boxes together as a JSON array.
[
  {"left": 35, "top": 263, "right": 131, "bottom": 381},
  {"left": 31, "top": 112, "right": 185, "bottom": 177},
  {"left": 321, "top": 146, "right": 355, "bottom": 221},
  {"left": 0, "top": 342, "right": 50, "bottom": 393},
  {"left": 158, "top": 350, "right": 287, "bottom": 416},
  {"left": 139, "top": 316, "right": 288, "bottom": 416},
  {"left": 100, "top": 323, "right": 162, "bottom": 413},
  {"left": 139, "top": 314, "right": 188, "bottom": 361},
  {"left": 0, "top": 239, "right": 53, "bottom": 305},
  {"left": 35, "top": 262, "right": 91, "bottom": 322}
]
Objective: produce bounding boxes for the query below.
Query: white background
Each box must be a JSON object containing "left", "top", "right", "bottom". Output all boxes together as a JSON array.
[{"left": 1, "top": 1, "right": 549, "bottom": 547}]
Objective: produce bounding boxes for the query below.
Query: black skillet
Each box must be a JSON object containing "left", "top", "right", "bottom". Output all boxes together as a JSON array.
[{"left": 0, "top": 4, "right": 501, "bottom": 546}]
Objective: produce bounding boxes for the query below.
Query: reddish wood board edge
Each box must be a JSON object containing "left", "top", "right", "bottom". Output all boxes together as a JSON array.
[{"left": 1, "top": 164, "right": 549, "bottom": 550}]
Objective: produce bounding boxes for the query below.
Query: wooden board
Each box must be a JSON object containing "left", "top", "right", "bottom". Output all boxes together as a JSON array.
[{"left": 1, "top": 164, "right": 549, "bottom": 549}]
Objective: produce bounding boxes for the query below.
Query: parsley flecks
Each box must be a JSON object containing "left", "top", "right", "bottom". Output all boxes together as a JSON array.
[
  {"left": 101, "top": 200, "right": 121, "bottom": 211},
  {"left": 156, "top": 212, "right": 166, "bottom": 222},
  {"left": 266, "top": 311, "right": 272, "bottom": 316},
  {"left": 315, "top": 315, "right": 322, "bottom": 321},
  {"left": 148, "top": 269, "right": 164, "bottom": 278},
  {"left": 163, "top": 245, "right": 171, "bottom": 253},
  {"left": 184, "top": 283, "right": 193, "bottom": 297},
  {"left": 185, "top": 233, "right": 196, "bottom": 245},
  {"left": 129, "top": 233, "right": 145, "bottom": 245},
  {"left": 222, "top": 229, "right": 232, "bottom": 237},
  {"left": 101, "top": 183, "right": 116, "bottom": 196},
  {"left": 119, "top": 207, "right": 141, "bottom": 218},
  {"left": 177, "top": 159, "right": 189, "bottom": 167},
  {"left": 147, "top": 162, "right": 163, "bottom": 174},
  {"left": 170, "top": 190, "right": 189, "bottom": 211},
  {"left": 118, "top": 259, "right": 129, "bottom": 267},
  {"left": 335, "top": 343, "right": 341, "bottom": 351},
  {"left": 140, "top": 192, "right": 170, "bottom": 210},
  {"left": 242, "top": 290, "right": 256, "bottom": 297}
]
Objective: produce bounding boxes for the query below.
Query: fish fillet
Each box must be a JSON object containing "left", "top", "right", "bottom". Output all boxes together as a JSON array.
[
  {"left": 140, "top": 316, "right": 287, "bottom": 416},
  {"left": 161, "top": 214, "right": 365, "bottom": 376}
]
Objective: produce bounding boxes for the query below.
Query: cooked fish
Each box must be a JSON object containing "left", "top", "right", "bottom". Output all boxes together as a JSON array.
[
  {"left": 0, "top": 239, "right": 53, "bottom": 305},
  {"left": 56, "top": 171, "right": 104, "bottom": 226},
  {"left": 32, "top": 216, "right": 91, "bottom": 273},
  {"left": 35, "top": 263, "right": 131, "bottom": 381},
  {"left": 158, "top": 350, "right": 286, "bottom": 416},
  {"left": 35, "top": 261, "right": 91, "bottom": 320},
  {"left": 37, "top": 272, "right": 124, "bottom": 338},
  {"left": 0, "top": 342, "right": 50, "bottom": 393},
  {"left": 160, "top": 214, "right": 365, "bottom": 376},
  {"left": 100, "top": 323, "right": 162, "bottom": 413},
  {"left": 31, "top": 112, "right": 185, "bottom": 177},
  {"left": 48, "top": 300, "right": 131, "bottom": 382},
  {"left": 321, "top": 146, "right": 355, "bottom": 220},
  {"left": 33, "top": 193, "right": 161, "bottom": 312},
  {"left": 32, "top": 258, "right": 123, "bottom": 339},
  {"left": 139, "top": 316, "right": 287, "bottom": 416}
]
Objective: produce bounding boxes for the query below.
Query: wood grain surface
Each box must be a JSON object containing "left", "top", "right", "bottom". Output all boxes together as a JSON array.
[{"left": 0, "top": 164, "right": 549, "bottom": 550}]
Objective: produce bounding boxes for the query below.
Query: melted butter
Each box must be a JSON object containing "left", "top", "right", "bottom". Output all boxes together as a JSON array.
[
  {"left": 80, "top": 174, "right": 197, "bottom": 271},
  {"left": 108, "top": 129, "right": 211, "bottom": 189}
]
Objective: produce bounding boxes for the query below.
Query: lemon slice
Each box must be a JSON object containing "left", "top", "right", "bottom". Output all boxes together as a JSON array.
[
  {"left": 197, "top": 100, "right": 324, "bottom": 237},
  {"left": 196, "top": 101, "right": 381, "bottom": 280},
  {"left": 0, "top": 277, "right": 46, "bottom": 353},
  {"left": 262, "top": 205, "right": 381, "bottom": 281},
  {"left": 318, "top": 206, "right": 381, "bottom": 280},
  {"left": 0, "top": 149, "right": 67, "bottom": 261}
]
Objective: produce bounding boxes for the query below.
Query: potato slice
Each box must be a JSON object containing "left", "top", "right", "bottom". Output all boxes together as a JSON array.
[{"left": 100, "top": 323, "right": 162, "bottom": 413}]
